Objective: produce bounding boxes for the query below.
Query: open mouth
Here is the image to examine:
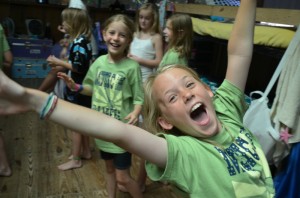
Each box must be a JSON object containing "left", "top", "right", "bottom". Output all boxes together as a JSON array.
[
  {"left": 190, "top": 103, "right": 207, "bottom": 124},
  {"left": 110, "top": 43, "right": 120, "bottom": 48}
]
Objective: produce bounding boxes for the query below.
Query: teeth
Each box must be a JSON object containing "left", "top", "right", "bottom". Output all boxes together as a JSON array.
[{"left": 191, "top": 103, "right": 201, "bottom": 112}]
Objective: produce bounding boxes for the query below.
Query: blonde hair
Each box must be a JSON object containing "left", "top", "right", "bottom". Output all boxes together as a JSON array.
[
  {"left": 103, "top": 14, "right": 135, "bottom": 55},
  {"left": 143, "top": 64, "right": 201, "bottom": 134},
  {"left": 135, "top": 3, "right": 161, "bottom": 35},
  {"left": 61, "top": 8, "right": 92, "bottom": 41},
  {"left": 167, "top": 14, "right": 193, "bottom": 59}
]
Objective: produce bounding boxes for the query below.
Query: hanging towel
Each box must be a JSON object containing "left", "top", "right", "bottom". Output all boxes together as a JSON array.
[{"left": 270, "top": 34, "right": 300, "bottom": 166}]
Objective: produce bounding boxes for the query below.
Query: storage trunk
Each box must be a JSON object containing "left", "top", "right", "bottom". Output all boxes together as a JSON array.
[
  {"left": 8, "top": 37, "right": 52, "bottom": 59},
  {"left": 12, "top": 58, "right": 51, "bottom": 78}
]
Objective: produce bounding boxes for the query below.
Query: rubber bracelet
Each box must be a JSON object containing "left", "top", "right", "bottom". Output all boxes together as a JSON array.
[{"left": 39, "top": 93, "right": 54, "bottom": 119}]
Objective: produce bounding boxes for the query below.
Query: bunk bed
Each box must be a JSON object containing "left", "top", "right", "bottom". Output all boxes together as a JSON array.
[{"left": 173, "top": 3, "right": 299, "bottom": 98}]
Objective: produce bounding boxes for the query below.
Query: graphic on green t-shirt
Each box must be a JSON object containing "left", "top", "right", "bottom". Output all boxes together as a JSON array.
[
  {"left": 93, "top": 70, "right": 125, "bottom": 120},
  {"left": 215, "top": 128, "right": 259, "bottom": 176}
]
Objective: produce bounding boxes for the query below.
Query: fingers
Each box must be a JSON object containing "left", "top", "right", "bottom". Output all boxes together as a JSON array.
[
  {"left": 57, "top": 72, "right": 69, "bottom": 79},
  {"left": 47, "top": 55, "right": 54, "bottom": 61},
  {"left": 57, "top": 72, "right": 67, "bottom": 80},
  {"left": 125, "top": 115, "right": 138, "bottom": 125},
  {"left": 57, "top": 73, "right": 75, "bottom": 89}
]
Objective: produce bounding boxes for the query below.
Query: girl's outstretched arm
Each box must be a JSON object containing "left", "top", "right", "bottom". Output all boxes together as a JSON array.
[
  {"left": 226, "top": 0, "right": 257, "bottom": 92},
  {"left": 0, "top": 70, "right": 167, "bottom": 168}
]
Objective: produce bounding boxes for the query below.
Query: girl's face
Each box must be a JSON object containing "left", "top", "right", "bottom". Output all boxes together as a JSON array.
[
  {"left": 103, "top": 21, "right": 131, "bottom": 59},
  {"left": 153, "top": 68, "right": 221, "bottom": 138},
  {"left": 139, "top": 9, "right": 153, "bottom": 32},
  {"left": 163, "top": 20, "right": 173, "bottom": 43}
]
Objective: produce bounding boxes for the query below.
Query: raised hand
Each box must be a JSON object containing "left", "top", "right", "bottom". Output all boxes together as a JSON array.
[
  {"left": 57, "top": 72, "right": 77, "bottom": 91},
  {"left": 47, "top": 55, "right": 62, "bottom": 67}
]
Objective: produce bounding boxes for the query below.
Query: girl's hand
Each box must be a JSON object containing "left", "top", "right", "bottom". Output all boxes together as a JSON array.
[
  {"left": 57, "top": 72, "right": 76, "bottom": 90},
  {"left": 124, "top": 112, "right": 139, "bottom": 125},
  {"left": 127, "top": 53, "right": 140, "bottom": 62},
  {"left": 47, "top": 55, "right": 61, "bottom": 67},
  {"left": 57, "top": 25, "right": 66, "bottom": 34}
]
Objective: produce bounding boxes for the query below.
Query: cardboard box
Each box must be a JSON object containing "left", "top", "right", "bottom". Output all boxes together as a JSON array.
[
  {"left": 12, "top": 58, "right": 51, "bottom": 78},
  {"left": 8, "top": 38, "right": 52, "bottom": 59}
]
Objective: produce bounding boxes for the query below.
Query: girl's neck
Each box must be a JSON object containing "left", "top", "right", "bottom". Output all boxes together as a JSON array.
[
  {"left": 138, "top": 30, "right": 152, "bottom": 39},
  {"left": 107, "top": 53, "right": 126, "bottom": 64}
]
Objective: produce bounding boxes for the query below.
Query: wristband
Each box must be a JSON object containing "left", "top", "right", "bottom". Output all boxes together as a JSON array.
[{"left": 71, "top": 83, "right": 83, "bottom": 92}]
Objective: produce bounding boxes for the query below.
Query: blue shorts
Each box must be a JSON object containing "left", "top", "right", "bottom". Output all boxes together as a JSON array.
[{"left": 100, "top": 151, "right": 132, "bottom": 170}]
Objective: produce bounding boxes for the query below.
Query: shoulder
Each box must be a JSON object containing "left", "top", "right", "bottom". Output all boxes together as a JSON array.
[
  {"left": 74, "top": 35, "right": 90, "bottom": 44},
  {"left": 123, "top": 57, "right": 139, "bottom": 67},
  {"left": 93, "top": 54, "right": 107, "bottom": 64},
  {"left": 151, "top": 33, "right": 162, "bottom": 42},
  {"left": 166, "top": 48, "right": 179, "bottom": 57},
  {"left": 214, "top": 80, "right": 247, "bottom": 120},
  {"left": 151, "top": 33, "right": 162, "bottom": 39},
  {"left": 215, "top": 80, "right": 244, "bottom": 98}
]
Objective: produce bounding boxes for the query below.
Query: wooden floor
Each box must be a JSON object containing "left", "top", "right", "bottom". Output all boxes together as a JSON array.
[{"left": 0, "top": 112, "right": 180, "bottom": 198}]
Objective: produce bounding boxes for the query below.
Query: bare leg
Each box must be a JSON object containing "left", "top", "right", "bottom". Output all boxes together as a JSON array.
[
  {"left": 81, "top": 135, "right": 92, "bottom": 159},
  {"left": 137, "top": 121, "right": 147, "bottom": 192},
  {"left": 0, "top": 134, "right": 12, "bottom": 176},
  {"left": 38, "top": 70, "right": 58, "bottom": 92},
  {"left": 67, "top": 135, "right": 91, "bottom": 160},
  {"left": 137, "top": 159, "right": 147, "bottom": 192},
  {"left": 116, "top": 168, "right": 143, "bottom": 198},
  {"left": 57, "top": 131, "right": 82, "bottom": 170},
  {"left": 104, "top": 160, "right": 117, "bottom": 198}
]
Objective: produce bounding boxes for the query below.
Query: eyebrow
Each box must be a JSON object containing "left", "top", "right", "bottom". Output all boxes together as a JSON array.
[{"left": 163, "top": 75, "right": 189, "bottom": 96}]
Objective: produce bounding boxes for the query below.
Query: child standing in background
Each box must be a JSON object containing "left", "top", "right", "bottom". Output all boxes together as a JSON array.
[
  {"left": 159, "top": 13, "right": 193, "bottom": 68},
  {"left": 46, "top": 1, "right": 93, "bottom": 171},
  {"left": 59, "top": 14, "right": 144, "bottom": 198},
  {"left": 0, "top": 24, "right": 13, "bottom": 76},
  {"left": 127, "top": 3, "right": 163, "bottom": 191},
  {"left": 39, "top": 1, "right": 99, "bottom": 94},
  {"left": 38, "top": 25, "right": 69, "bottom": 94},
  {"left": 0, "top": 0, "right": 275, "bottom": 197},
  {"left": 0, "top": 24, "right": 13, "bottom": 177},
  {"left": 128, "top": 3, "right": 163, "bottom": 82}
]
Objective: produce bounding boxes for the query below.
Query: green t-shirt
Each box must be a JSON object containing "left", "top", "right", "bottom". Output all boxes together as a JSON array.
[
  {"left": 146, "top": 80, "right": 275, "bottom": 197},
  {"left": 0, "top": 25, "right": 10, "bottom": 70},
  {"left": 83, "top": 55, "right": 144, "bottom": 153},
  {"left": 158, "top": 48, "right": 187, "bottom": 69}
]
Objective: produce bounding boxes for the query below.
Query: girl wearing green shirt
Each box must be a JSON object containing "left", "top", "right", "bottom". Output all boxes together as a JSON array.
[
  {"left": 0, "top": 1, "right": 275, "bottom": 197},
  {"left": 159, "top": 14, "right": 193, "bottom": 68}
]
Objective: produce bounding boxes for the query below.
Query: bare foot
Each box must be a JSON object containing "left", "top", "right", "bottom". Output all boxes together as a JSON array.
[
  {"left": 118, "top": 184, "right": 128, "bottom": 192},
  {"left": 68, "top": 154, "right": 91, "bottom": 160},
  {"left": 81, "top": 151, "right": 92, "bottom": 160},
  {"left": 0, "top": 166, "right": 12, "bottom": 177},
  {"left": 57, "top": 159, "right": 82, "bottom": 171}
]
